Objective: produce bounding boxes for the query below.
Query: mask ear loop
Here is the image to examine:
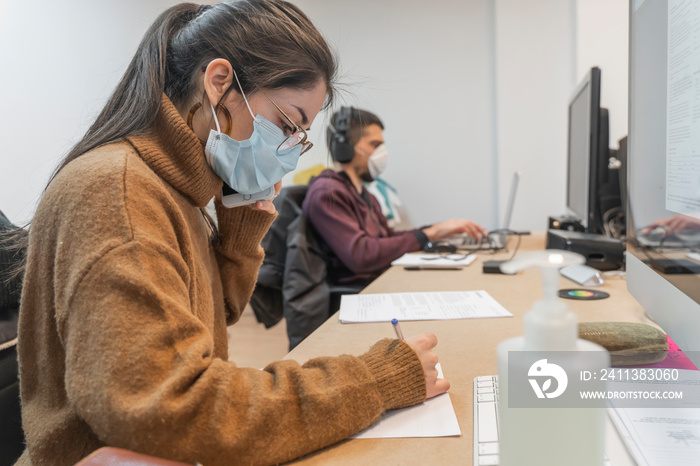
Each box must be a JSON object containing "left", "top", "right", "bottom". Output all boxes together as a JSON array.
[
  {"left": 209, "top": 102, "right": 222, "bottom": 134},
  {"left": 232, "top": 68, "right": 257, "bottom": 120},
  {"left": 206, "top": 103, "right": 233, "bottom": 136},
  {"left": 358, "top": 143, "right": 388, "bottom": 158}
]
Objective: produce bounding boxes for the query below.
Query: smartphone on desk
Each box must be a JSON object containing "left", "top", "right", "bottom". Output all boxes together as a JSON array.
[{"left": 221, "top": 182, "right": 275, "bottom": 208}]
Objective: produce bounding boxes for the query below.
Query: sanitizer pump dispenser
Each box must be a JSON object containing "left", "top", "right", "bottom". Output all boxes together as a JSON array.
[{"left": 497, "top": 250, "right": 610, "bottom": 466}]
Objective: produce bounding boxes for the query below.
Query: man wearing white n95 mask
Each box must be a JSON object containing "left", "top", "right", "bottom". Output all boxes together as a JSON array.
[{"left": 302, "top": 107, "right": 487, "bottom": 287}]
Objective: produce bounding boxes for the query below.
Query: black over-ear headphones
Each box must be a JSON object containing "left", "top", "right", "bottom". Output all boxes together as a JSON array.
[{"left": 329, "top": 106, "right": 355, "bottom": 164}]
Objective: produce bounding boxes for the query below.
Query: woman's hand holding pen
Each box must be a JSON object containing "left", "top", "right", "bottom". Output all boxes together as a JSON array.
[{"left": 405, "top": 333, "right": 451, "bottom": 399}]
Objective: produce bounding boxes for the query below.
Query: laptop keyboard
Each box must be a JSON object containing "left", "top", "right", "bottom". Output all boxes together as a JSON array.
[{"left": 446, "top": 233, "right": 506, "bottom": 251}]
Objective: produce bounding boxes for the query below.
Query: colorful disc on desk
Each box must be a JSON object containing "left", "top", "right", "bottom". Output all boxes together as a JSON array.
[{"left": 558, "top": 289, "right": 609, "bottom": 300}]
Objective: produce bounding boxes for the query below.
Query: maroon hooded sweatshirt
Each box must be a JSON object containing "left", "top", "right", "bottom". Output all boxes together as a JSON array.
[{"left": 302, "top": 170, "right": 428, "bottom": 285}]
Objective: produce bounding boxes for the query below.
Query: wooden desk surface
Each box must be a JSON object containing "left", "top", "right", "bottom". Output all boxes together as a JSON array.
[{"left": 284, "top": 233, "right": 651, "bottom": 465}]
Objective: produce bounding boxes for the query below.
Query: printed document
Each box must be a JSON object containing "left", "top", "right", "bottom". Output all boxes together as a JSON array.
[
  {"left": 391, "top": 253, "right": 476, "bottom": 268},
  {"left": 666, "top": 0, "right": 700, "bottom": 218},
  {"left": 609, "top": 370, "right": 700, "bottom": 465},
  {"left": 339, "top": 291, "right": 512, "bottom": 323}
]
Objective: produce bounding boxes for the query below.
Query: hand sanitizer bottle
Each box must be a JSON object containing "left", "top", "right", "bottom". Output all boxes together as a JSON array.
[{"left": 497, "top": 250, "right": 609, "bottom": 466}]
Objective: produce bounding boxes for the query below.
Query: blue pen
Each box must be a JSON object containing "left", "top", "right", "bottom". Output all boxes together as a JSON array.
[{"left": 391, "top": 318, "right": 405, "bottom": 340}]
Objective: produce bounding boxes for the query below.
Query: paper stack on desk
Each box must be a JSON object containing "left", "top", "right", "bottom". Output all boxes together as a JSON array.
[
  {"left": 339, "top": 291, "right": 512, "bottom": 323},
  {"left": 391, "top": 253, "right": 476, "bottom": 268},
  {"left": 608, "top": 370, "right": 700, "bottom": 466}
]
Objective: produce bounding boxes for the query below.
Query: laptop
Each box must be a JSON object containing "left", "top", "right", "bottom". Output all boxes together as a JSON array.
[{"left": 447, "top": 171, "right": 520, "bottom": 251}]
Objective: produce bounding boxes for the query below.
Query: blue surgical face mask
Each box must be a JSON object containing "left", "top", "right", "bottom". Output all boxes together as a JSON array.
[{"left": 204, "top": 72, "right": 302, "bottom": 195}]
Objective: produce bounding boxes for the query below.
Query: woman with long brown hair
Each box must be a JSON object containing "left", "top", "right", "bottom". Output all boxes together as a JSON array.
[{"left": 13, "top": 2, "right": 448, "bottom": 464}]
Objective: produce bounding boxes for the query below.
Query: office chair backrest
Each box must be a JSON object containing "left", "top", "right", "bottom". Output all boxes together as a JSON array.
[
  {"left": 0, "top": 211, "right": 22, "bottom": 314},
  {"left": 0, "top": 210, "right": 25, "bottom": 466},
  {"left": 251, "top": 186, "right": 311, "bottom": 327},
  {"left": 250, "top": 185, "right": 349, "bottom": 349}
]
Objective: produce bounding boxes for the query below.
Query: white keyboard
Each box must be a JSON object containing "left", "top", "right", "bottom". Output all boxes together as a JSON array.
[
  {"left": 473, "top": 376, "right": 500, "bottom": 466},
  {"left": 473, "top": 376, "right": 613, "bottom": 466}
]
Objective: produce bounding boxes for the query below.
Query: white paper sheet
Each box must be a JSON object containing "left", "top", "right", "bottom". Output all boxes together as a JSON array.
[
  {"left": 339, "top": 291, "right": 512, "bottom": 323},
  {"left": 608, "top": 370, "right": 700, "bottom": 466},
  {"left": 352, "top": 363, "right": 461, "bottom": 439},
  {"left": 391, "top": 253, "right": 476, "bottom": 268},
  {"left": 666, "top": 0, "right": 700, "bottom": 218}
]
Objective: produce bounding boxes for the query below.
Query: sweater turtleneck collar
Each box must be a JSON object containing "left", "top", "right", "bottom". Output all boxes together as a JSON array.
[{"left": 127, "top": 94, "right": 222, "bottom": 207}]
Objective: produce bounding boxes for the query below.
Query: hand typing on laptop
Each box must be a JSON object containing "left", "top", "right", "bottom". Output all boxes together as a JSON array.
[
  {"left": 422, "top": 219, "right": 488, "bottom": 242},
  {"left": 642, "top": 214, "right": 700, "bottom": 236}
]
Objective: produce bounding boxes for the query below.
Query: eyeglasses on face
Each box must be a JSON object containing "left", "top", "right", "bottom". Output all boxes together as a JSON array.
[
  {"left": 264, "top": 94, "right": 313, "bottom": 156},
  {"left": 215, "top": 65, "right": 314, "bottom": 156}
]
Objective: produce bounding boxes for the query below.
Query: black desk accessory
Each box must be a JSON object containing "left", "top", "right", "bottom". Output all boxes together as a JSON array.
[{"left": 546, "top": 229, "right": 624, "bottom": 271}]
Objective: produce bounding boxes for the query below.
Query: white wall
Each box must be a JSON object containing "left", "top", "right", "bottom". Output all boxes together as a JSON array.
[
  {"left": 493, "top": 0, "right": 628, "bottom": 232},
  {"left": 0, "top": 0, "right": 629, "bottom": 234},
  {"left": 576, "top": 0, "right": 629, "bottom": 147},
  {"left": 0, "top": 0, "right": 187, "bottom": 224},
  {"left": 495, "top": 0, "right": 576, "bottom": 232},
  {"left": 291, "top": 0, "right": 497, "bottom": 229},
  {"left": 292, "top": 0, "right": 628, "bottom": 233}
]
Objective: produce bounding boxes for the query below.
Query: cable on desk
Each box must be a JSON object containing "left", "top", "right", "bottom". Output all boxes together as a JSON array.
[
  {"left": 482, "top": 229, "right": 527, "bottom": 260},
  {"left": 506, "top": 233, "right": 522, "bottom": 261}
]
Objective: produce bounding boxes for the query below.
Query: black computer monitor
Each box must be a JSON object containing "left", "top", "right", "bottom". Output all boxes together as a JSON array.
[
  {"left": 617, "top": 136, "right": 627, "bottom": 225},
  {"left": 566, "top": 67, "right": 610, "bottom": 234},
  {"left": 628, "top": 0, "right": 700, "bottom": 363}
]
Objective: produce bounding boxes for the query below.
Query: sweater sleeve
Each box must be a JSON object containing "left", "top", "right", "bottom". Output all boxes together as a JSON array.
[
  {"left": 370, "top": 195, "right": 430, "bottom": 250},
  {"left": 212, "top": 200, "right": 276, "bottom": 325},
  {"left": 58, "top": 239, "right": 426, "bottom": 465},
  {"left": 304, "top": 181, "right": 422, "bottom": 274}
]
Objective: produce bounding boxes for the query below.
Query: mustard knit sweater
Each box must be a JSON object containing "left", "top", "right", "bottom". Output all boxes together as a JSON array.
[{"left": 16, "top": 95, "right": 426, "bottom": 465}]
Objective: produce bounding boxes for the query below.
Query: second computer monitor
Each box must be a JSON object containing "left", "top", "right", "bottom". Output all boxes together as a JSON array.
[{"left": 566, "top": 66, "right": 609, "bottom": 234}]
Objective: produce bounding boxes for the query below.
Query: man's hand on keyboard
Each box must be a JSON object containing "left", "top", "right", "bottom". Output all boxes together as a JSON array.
[
  {"left": 406, "top": 333, "right": 451, "bottom": 399},
  {"left": 422, "top": 219, "right": 487, "bottom": 242}
]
